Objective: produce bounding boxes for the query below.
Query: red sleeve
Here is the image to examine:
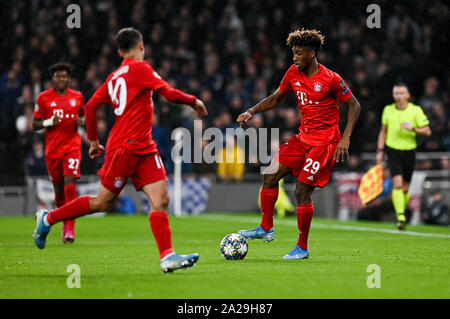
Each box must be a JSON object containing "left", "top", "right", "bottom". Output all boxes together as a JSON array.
[
  {"left": 330, "top": 72, "right": 352, "bottom": 102},
  {"left": 85, "top": 84, "right": 109, "bottom": 141},
  {"left": 92, "top": 82, "right": 110, "bottom": 104},
  {"left": 279, "top": 67, "right": 293, "bottom": 93},
  {"left": 33, "top": 94, "right": 45, "bottom": 119},
  {"left": 135, "top": 62, "right": 170, "bottom": 91},
  {"left": 158, "top": 86, "right": 197, "bottom": 105}
]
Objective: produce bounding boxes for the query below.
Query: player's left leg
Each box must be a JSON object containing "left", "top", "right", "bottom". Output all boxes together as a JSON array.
[
  {"left": 135, "top": 152, "right": 198, "bottom": 273},
  {"left": 282, "top": 182, "right": 314, "bottom": 260},
  {"left": 142, "top": 181, "right": 199, "bottom": 273},
  {"left": 282, "top": 142, "right": 337, "bottom": 260}
]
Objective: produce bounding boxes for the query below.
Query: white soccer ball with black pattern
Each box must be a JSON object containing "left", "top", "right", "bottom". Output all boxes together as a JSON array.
[{"left": 220, "top": 233, "right": 248, "bottom": 260}]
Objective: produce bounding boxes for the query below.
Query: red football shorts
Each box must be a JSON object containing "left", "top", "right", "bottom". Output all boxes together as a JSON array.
[
  {"left": 46, "top": 151, "right": 82, "bottom": 185},
  {"left": 98, "top": 147, "right": 167, "bottom": 194},
  {"left": 274, "top": 134, "right": 338, "bottom": 188}
]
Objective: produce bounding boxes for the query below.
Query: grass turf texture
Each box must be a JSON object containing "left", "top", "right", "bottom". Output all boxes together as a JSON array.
[{"left": 0, "top": 213, "right": 449, "bottom": 299}]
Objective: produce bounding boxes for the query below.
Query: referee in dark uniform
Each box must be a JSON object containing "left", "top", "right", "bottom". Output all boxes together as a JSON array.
[{"left": 376, "top": 83, "right": 431, "bottom": 230}]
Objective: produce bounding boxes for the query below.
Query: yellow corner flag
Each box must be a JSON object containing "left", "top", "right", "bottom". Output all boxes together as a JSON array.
[{"left": 358, "top": 164, "right": 383, "bottom": 207}]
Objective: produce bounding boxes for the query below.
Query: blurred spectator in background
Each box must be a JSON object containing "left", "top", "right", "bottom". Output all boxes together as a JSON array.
[
  {"left": 0, "top": 0, "right": 449, "bottom": 184},
  {"left": 440, "top": 156, "right": 450, "bottom": 170},
  {"left": 0, "top": 66, "right": 23, "bottom": 143},
  {"left": 418, "top": 77, "right": 441, "bottom": 112},
  {"left": 423, "top": 190, "right": 449, "bottom": 226},
  {"left": 218, "top": 135, "right": 245, "bottom": 182},
  {"left": 26, "top": 137, "right": 47, "bottom": 176},
  {"left": 152, "top": 113, "right": 173, "bottom": 173}
]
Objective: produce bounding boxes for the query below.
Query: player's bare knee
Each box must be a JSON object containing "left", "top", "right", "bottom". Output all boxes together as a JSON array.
[
  {"left": 294, "top": 188, "right": 310, "bottom": 205},
  {"left": 153, "top": 194, "right": 169, "bottom": 211},
  {"left": 90, "top": 196, "right": 112, "bottom": 212},
  {"left": 262, "top": 174, "right": 279, "bottom": 188}
]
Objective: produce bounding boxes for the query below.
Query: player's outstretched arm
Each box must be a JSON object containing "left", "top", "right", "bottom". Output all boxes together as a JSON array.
[
  {"left": 85, "top": 95, "right": 106, "bottom": 158},
  {"left": 333, "top": 95, "right": 361, "bottom": 162},
  {"left": 237, "top": 88, "right": 288, "bottom": 127},
  {"left": 157, "top": 86, "right": 208, "bottom": 117}
]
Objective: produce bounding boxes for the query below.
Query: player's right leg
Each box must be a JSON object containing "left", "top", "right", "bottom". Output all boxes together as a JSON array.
[
  {"left": 142, "top": 181, "right": 199, "bottom": 273},
  {"left": 237, "top": 160, "right": 291, "bottom": 242},
  {"left": 33, "top": 186, "right": 117, "bottom": 249}
]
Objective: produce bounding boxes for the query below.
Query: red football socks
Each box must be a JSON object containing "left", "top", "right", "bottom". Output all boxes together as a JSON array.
[
  {"left": 296, "top": 203, "right": 314, "bottom": 250},
  {"left": 63, "top": 184, "right": 78, "bottom": 230},
  {"left": 260, "top": 188, "right": 279, "bottom": 231},
  {"left": 47, "top": 196, "right": 91, "bottom": 225},
  {"left": 149, "top": 211, "right": 174, "bottom": 259}
]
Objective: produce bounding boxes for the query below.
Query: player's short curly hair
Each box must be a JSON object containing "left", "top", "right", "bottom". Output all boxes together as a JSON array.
[
  {"left": 115, "top": 27, "right": 143, "bottom": 52},
  {"left": 286, "top": 28, "right": 325, "bottom": 56},
  {"left": 48, "top": 62, "right": 73, "bottom": 77}
]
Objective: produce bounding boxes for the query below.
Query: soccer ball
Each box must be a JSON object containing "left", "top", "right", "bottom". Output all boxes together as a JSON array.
[{"left": 220, "top": 233, "right": 248, "bottom": 260}]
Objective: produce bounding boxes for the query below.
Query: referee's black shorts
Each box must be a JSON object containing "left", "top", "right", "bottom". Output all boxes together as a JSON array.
[{"left": 385, "top": 146, "right": 416, "bottom": 183}]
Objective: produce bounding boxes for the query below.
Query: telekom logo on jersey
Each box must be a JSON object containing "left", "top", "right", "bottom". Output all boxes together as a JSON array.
[{"left": 296, "top": 90, "right": 320, "bottom": 106}]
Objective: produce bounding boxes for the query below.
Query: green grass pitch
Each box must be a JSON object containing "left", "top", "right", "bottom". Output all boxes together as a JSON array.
[{"left": 0, "top": 213, "right": 449, "bottom": 299}]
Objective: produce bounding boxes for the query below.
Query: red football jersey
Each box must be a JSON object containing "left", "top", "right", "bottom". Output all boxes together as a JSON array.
[
  {"left": 89, "top": 58, "right": 169, "bottom": 155},
  {"left": 33, "top": 88, "right": 85, "bottom": 159},
  {"left": 279, "top": 63, "right": 353, "bottom": 146}
]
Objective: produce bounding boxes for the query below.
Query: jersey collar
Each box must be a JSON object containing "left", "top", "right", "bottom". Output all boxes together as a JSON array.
[{"left": 298, "top": 63, "right": 323, "bottom": 80}]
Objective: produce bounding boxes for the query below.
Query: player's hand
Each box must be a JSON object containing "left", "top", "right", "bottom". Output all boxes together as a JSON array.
[
  {"left": 333, "top": 136, "right": 350, "bottom": 162},
  {"left": 237, "top": 111, "right": 253, "bottom": 128},
  {"left": 43, "top": 114, "right": 61, "bottom": 128},
  {"left": 52, "top": 115, "right": 61, "bottom": 126},
  {"left": 89, "top": 140, "right": 105, "bottom": 159},
  {"left": 192, "top": 99, "right": 208, "bottom": 117},
  {"left": 77, "top": 116, "right": 85, "bottom": 126}
]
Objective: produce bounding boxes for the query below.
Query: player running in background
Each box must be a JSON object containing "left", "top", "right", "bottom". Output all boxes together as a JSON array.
[
  {"left": 376, "top": 83, "right": 431, "bottom": 230},
  {"left": 33, "top": 27, "right": 208, "bottom": 273},
  {"left": 33, "top": 62, "right": 85, "bottom": 244},
  {"left": 236, "top": 29, "right": 361, "bottom": 260}
]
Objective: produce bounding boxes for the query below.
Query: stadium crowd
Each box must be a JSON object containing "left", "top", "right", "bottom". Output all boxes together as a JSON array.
[{"left": 0, "top": 0, "right": 449, "bottom": 185}]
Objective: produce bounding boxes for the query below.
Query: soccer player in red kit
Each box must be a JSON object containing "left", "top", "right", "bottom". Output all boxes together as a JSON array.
[
  {"left": 33, "top": 27, "right": 208, "bottom": 273},
  {"left": 237, "top": 29, "right": 361, "bottom": 259},
  {"left": 33, "top": 62, "right": 85, "bottom": 244}
]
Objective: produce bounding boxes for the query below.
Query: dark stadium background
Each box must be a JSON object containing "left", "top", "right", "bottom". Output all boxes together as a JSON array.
[{"left": 0, "top": 0, "right": 448, "bottom": 218}]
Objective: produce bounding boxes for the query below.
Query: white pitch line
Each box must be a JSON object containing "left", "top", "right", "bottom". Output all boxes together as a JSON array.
[{"left": 199, "top": 214, "right": 450, "bottom": 239}]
